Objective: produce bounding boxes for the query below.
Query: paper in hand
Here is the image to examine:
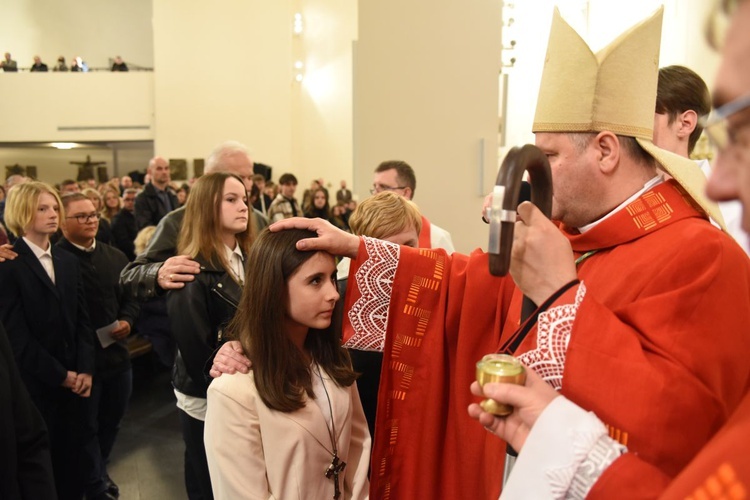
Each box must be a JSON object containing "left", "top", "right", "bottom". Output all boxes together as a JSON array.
[{"left": 96, "top": 320, "right": 120, "bottom": 349}]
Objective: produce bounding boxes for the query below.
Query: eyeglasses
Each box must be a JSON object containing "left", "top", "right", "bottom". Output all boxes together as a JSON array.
[
  {"left": 700, "top": 93, "right": 750, "bottom": 151},
  {"left": 66, "top": 213, "right": 100, "bottom": 224},
  {"left": 369, "top": 184, "right": 408, "bottom": 195}
]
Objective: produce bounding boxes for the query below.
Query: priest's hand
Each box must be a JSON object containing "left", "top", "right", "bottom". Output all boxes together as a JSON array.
[
  {"left": 209, "top": 340, "right": 251, "bottom": 378},
  {"left": 0, "top": 243, "right": 18, "bottom": 262},
  {"left": 270, "top": 217, "right": 360, "bottom": 258},
  {"left": 468, "top": 366, "right": 559, "bottom": 452},
  {"left": 510, "top": 202, "right": 577, "bottom": 305}
]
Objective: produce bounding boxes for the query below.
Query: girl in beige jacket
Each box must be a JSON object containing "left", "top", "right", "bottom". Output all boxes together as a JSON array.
[{"left": 205, "top": 228, "right": 371, "bottom": 500}]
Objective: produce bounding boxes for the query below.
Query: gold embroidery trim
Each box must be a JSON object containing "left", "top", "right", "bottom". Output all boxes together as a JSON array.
[
  {"left": 605, "top": 424, "right": 629, "bottom": 446},
  {"left": 686, "top": 463, "right": 746, "bottom": 500}
]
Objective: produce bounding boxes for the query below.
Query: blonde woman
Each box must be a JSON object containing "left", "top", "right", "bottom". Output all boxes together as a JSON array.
[{"left": 133, "top": 225, "right": 156, "bottom": 256}]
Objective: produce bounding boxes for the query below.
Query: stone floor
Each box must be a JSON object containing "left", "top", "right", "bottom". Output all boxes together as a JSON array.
[{"left": 107, "top": 360, "right": 187, "bottom": 500}]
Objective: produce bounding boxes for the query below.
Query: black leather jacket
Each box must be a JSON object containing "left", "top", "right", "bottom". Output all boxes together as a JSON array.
[
  {"left": 119, "top": 206, "right": 266, "bottom": 302},
  {"left": 119, "top": 207, "right": 185, "bottom": 301},
  {"left": 167, "top": 255, "right": 243, "bottom": 398}
]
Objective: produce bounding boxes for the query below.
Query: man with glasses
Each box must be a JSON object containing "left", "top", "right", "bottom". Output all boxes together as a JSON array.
[
  {"left": 58, "top": 193, "right": 139, "bottom": 500},
  {"left": 372, "top": 160, "right": 455, "bottom": 252}
]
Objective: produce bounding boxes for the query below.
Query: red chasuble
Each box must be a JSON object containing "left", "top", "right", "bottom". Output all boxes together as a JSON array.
[
  {"left": 342, "top": 181, "right": 750, "bottom": 499},
  {"left": 586, "top": 390, "right": 750, "bottom": 499}
]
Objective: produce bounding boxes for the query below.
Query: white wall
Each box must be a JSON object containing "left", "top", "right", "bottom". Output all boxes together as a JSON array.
[
  {"left": 0, "top": 73, "right": 154, "bottom": 142},
  {"left": 152, "top": 0, "right": 294, "bottom": 174},
  {"left": 354, "top": 0, "right": 502, "bottom": 253},
  {"left": 292, "top": 0, "right": 357, "bottom": 195}
]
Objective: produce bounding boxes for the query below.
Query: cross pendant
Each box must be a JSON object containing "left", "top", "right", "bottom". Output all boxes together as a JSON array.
[{"left": 325, "top": 455, "right": 347, "bottom": 499}]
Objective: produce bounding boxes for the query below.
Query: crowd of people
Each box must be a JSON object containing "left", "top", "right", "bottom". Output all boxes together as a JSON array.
[
  {"left": 1, "top": 2, "right": 750, "bottom": 499},
  {"left": 0, "top": 141, "right": 401, "bottom": 499},
  {"left": 1, "top": 52, "right": 131, "bottom": 72}
]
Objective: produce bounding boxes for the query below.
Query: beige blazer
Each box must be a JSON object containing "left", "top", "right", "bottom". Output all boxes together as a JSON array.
[{"left": 205, "top": 369, "right": 371, "bottom": 500}]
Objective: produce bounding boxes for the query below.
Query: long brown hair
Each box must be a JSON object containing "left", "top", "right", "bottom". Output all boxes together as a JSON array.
[
  {"left": 177, "top": 172, "right": 256, "bottom": 279},
  {"left": 226, "top": 228, "right": 356, "bottom": 412}
]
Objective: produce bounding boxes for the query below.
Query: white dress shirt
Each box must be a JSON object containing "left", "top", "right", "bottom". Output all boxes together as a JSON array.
[{"left": 23, "top": 237, "right": 56, "bottom": 284}]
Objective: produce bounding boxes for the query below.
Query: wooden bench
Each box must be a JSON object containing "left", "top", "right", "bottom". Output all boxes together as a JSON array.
[{"left": 126, "top": 335, "right": 153, "bottom": 359}]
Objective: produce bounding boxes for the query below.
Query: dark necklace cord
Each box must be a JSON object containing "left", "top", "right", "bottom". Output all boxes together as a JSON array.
[{"left": 315, "top": 362, "right": 346, "bottom": 499}]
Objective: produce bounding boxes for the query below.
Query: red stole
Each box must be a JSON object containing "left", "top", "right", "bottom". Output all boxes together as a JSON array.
[
  {"left": 418, "top": 215, "right": 432, "bottom": 248},
  {"left": 562, "top": 179, "right": 707, "bottom": 252}
]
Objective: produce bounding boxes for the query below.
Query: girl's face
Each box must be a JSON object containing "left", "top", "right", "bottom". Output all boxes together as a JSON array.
[
  {"left": 177, "top": 189, "right": 187, "bottom": 205},
  {"left": 313, "top": 191, "right": 326, "bottom": 209},
  {"left": 284, "top": 252, "right": 339, "bottom": 334},
  {"left": 220, "top": 177, "right": 249, "bottom": 240},
  {"left": 28, "top": 192, "right": 60, "bottom": 237},
  {"left": 104, "top": 191, "right": 119, "bottom": 208}
]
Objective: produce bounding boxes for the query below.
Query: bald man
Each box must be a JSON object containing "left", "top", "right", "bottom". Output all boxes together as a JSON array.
[{"left": 134, "top": 156, "right": 178, "bottom": 231}]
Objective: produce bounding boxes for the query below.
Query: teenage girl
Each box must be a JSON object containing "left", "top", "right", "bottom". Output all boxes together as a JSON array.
[
  {"left": 205, "top": 228, "right": 370, "bottom": 500},
  {"left": 167, "top": 172, "right": 254, "bottom": 499}
]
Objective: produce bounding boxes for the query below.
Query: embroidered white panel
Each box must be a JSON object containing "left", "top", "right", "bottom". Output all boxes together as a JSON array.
[
  {"left": 517, "top": 283, "right": 587, "bottom": 390},
  {"left": 344, "top": 237, "right": 401, "bottom": 351}
]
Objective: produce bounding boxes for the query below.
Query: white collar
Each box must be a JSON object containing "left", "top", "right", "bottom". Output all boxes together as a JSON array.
[
  {"left": 578, "top": 175, "right": 664, "bottom": 234},
  {"left": 23, "top": 236, "right": 52, "bottom": 258},
  {"left": 70, "top": 239, "right": 96, "bottom": 253},
  {"left": 224, "top": 242, "right": 244, "bottom": 262},
  {"left": 225, "top": 242, "right": 245, "bottom": 283}
]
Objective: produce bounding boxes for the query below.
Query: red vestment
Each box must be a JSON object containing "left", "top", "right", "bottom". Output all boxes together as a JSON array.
[
  {"left": 342, "top": 181, "right": 750, "bottom": 499},
  {"left": 418, "top": 215, "right": 432, "bottom": 249},
  {"left": 587, "top": 389, "right": 750, "bottom": 499}
]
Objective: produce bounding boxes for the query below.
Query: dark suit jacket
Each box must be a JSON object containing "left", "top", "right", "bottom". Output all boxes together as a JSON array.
[
  {"left": 0, "top": 238, "right": 95, "bottom": 401},
  {"left": 57, "top": 238, "right": 140, "bottom": 378},
  {"left": 252, "top": 193, "right": 273, "bottom": 216},
  {"left": 111, "top": 209, "right": 138, "bottom": 260},
  {"left": 134, "top": 182, "right": 179, "bottom": 231},
  {"left": 0, "top": 321, "right": 57, "bottom": 500},
  {"left": 336, "top": 188, "right": 352, "bottom": 204}
]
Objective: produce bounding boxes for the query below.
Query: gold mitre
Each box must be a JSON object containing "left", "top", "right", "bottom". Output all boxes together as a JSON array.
[{"left": 533, "top": 7, "right": 726, "bottom": 230}]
